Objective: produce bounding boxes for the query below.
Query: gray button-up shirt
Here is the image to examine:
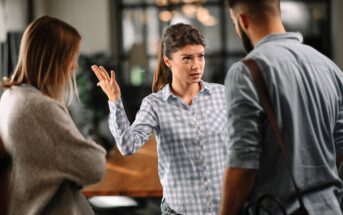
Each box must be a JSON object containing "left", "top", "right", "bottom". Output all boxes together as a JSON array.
[
  {"left": 109, "top": 81, "right": 227, "bottom": 215},
  {"left": 225, "top": 32, "right": 343, "bottom": 214}
]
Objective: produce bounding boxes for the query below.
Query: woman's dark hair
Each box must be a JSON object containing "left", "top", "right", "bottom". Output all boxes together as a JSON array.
[{"left": 152, "top": 23, "right": 205, "bottom": 93}]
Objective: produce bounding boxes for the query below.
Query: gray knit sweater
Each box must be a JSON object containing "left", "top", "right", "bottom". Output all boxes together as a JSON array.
[{"left": 0, "top": 85, "right": 106, "bottom": 215}]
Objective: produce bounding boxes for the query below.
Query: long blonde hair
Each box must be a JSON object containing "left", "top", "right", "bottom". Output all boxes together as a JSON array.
[{"left": 2, "top": 16, "right": 81, "bottom": 105}]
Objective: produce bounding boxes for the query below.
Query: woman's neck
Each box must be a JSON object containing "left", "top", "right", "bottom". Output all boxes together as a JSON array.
[{"left": 171, "top": 81, "right": 201, "bottom": 105}]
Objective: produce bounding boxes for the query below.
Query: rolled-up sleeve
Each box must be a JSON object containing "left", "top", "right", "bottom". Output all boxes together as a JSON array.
[{"left": 225, "top": 62, "right": 264, "bottom": 169}]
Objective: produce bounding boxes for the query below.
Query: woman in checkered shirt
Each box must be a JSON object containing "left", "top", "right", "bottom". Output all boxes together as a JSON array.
[{"left": 92, "top": 23, "right": 228, "bottom": 215}]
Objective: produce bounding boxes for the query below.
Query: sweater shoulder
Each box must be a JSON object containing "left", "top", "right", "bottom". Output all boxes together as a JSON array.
[{"left": 1, "top": 86, "right": 67, "bottom": 127}]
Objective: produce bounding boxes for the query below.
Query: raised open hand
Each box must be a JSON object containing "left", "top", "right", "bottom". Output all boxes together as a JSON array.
[{"left": 91, "top": 65, "right": 121, "bottom": 101}]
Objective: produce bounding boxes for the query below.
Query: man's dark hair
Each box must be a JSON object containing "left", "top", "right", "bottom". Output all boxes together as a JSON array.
[
  {"left": 226, "top": 0, "right": 281, "bottom": 25},
  {"left": 227, "top": 0, "right": 280, "bottom": 9}
]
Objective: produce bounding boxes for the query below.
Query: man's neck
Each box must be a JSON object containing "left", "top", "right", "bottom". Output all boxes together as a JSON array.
[{"left": 250, "top": 19, "right": 286, "bottom": 47}]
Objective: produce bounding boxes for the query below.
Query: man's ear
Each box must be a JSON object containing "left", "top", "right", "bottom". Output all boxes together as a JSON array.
[{"left": 238, "top": 13, "right": 249, "bottom": 31}]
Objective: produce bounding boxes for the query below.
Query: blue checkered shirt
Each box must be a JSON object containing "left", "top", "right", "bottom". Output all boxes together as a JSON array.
[{"left": 108, "top": 81, "right": 228, "bottom": 215}]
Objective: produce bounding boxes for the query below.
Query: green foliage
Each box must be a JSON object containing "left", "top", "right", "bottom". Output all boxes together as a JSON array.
[{"left": 76, "top": 53, "right": 117, "bottom": 125}]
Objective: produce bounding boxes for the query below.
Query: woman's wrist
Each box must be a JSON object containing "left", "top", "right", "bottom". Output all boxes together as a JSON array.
[
  {"left": 109, "top": 95, "right": 121, "bottom": 102},
  {"left": 108, "top": 94, "right": 121, "bottom": 102}
]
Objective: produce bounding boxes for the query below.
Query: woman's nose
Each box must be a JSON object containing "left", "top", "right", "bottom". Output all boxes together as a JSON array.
[{"left": 191, "top": 59, "right": 200, "bottom": 70}]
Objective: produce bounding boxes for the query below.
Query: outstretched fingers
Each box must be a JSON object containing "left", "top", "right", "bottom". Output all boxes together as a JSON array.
[
  {"left": 110, "top": 70, "right": 116, "bottom": 84},
  {"left": 91, "top": 65, "right": 109, "bottom": 82},
  {"left": 91, "top": 65, "right": 103, "bottom": 81},
  {"left": 99, "top": 66, "right": 110, "bottom": 80}
]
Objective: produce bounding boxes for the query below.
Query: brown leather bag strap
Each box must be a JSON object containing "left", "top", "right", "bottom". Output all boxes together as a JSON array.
[{"left": 242, "top": 59, "right": 307, "bottom": 211}]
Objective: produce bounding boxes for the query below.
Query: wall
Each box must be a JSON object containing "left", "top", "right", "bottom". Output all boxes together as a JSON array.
[
  {"left": 4, "top": 0, "right": 28, "bottom": 31},
  {"left": 0, "top": 0, "right": 27, "bottom": 42},
  {"left": 34, "top": 0, "right": 111, "bottom": 55}
]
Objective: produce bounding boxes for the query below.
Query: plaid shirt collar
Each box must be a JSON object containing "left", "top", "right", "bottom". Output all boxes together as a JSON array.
[{"left": 161, "top": 80, "right": 211, "bottom": 101}]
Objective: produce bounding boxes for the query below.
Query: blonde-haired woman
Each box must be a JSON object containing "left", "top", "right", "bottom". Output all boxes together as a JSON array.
[{"left": 0, "top": 16, "right": 106, "bottom": 215}]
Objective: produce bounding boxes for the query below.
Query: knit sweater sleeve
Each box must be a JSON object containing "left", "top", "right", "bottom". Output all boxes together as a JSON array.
[{"left": 33, "top": 98, "right": 106, "bottom": 186}]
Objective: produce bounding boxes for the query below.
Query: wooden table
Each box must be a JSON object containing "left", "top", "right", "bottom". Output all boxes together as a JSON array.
[{"left": 83, "top": 136, "right": 162, "bottom": 197}]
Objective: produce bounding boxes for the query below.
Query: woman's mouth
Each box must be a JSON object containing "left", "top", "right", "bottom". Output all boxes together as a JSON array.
[{"left": 190, "top": 73, "right": 201, "bottom": 77}]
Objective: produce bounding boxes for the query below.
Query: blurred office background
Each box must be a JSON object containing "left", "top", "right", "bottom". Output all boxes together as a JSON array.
[
  {"left": 1, "top": 0, "right": 343, "bottom": 147},
  {"left": 0, "top": 0, "right": 343, "bottom": 214}
]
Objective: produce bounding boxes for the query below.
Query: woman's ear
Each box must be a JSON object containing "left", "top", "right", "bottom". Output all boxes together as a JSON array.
[{"left": 163, "top": 55, "right": 171, "bottom": 68}]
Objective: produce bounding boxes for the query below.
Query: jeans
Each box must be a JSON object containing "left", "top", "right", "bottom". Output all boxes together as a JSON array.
[{"left": 161, "top": 198, "right": 183, "bottom": 215}]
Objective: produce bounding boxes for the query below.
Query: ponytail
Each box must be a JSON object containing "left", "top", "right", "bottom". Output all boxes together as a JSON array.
[{"left": 152, "top": 41, "right": 172, "bottom": 93}]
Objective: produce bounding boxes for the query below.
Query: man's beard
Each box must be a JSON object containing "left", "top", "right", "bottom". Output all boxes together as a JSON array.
[{"left": 239, "top": 23, "right": 254, "bottom": 53}]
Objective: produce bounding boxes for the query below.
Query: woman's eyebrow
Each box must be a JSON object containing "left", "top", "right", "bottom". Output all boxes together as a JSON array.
[{"left": 180, "top": 52, "right": 205, "bottom": 56}]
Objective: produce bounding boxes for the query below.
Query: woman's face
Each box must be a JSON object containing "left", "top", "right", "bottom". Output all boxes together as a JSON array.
[
  {"left": 68, "top": 45, "right": 80, "bottom": 73},
  {"left": 68, "top": 54, "right": 79, "bottom": 73},
  {"left": 163, "top": 44, "right": 205, "bottom": 86}
]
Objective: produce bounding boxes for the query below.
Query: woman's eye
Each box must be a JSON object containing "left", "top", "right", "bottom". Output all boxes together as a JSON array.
[{"left": 183, "top": 57, "right": 191, "bottom": 61}]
